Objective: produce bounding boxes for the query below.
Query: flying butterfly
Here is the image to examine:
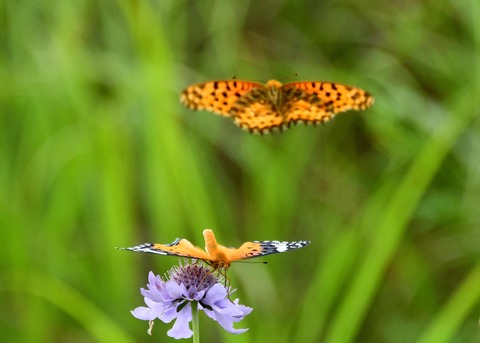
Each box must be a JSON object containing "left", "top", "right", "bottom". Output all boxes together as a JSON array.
[
  {"left": 117, "top": 229, "right": 310, "bottom": 270},
  {"left": 180, "top": 79, "right": 374, "bottom": 134}
]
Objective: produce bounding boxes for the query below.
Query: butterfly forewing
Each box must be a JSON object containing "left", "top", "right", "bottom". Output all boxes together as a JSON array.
[
  {"left": 119, "top": 239, "right": 212, "bottom": 260},
  {"left": 284, "top": 81, "right": 374, "bottom": 112},
  {"left": 180, "top": 80, "right": 263, "bottom": 117},
  {"left": 228, "top": 240, "right": 311, "bottom": 261}
]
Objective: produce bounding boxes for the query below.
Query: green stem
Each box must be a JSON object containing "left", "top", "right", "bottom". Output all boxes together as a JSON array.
[{"left": 191, "top": 302, "right": 200, "bottom": 343}]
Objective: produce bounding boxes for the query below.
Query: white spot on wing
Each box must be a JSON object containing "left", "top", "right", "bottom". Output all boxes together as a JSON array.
[{"left": 274, "top": 242, "right": 289, "bottom": 252}]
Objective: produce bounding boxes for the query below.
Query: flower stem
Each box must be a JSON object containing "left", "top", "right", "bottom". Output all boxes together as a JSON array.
[{"left": 192, "top": 302, "right": 200, "bottom": 343}]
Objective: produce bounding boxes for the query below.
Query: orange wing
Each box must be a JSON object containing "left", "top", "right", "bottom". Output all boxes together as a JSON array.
[
  {"left": 202, "top": 229, "right": 311, "bottom": 269},
  {"left": 227, "top": 240, "right": 311, "bottom": 262},
  {"left": 282, "top": 81, "right": 374, "bottom": 125},
  {"left": 117, "top": 238, "right": 212, "bottom": 260},
  {"left": 228, "top": 87, "right": 286, "bottom": 133},
  {"left": 180, "top": 80, "right": 263, "bottom": 117}
]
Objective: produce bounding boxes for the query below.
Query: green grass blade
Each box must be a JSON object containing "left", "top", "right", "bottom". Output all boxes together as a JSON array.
[{"left": 324, "top": 92, "right": 477, "bottom": 343}]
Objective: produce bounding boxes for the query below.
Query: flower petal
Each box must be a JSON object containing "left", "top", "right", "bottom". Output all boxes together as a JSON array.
[
  {"left": 131, "top": 306, "right": 158, "bottom": 321},
  {"left": 159, "top": 303, "right": 184, "bottom": 323},
  {"left": 202, "top": 296, "right": 253, "bottom": 334},
  {"left": 204, "top": 306, "right": 249, "bottom": 334},
  {"left": 165, "top": 280, "right": 183, "bottom": 300},
  {"left": 203, "top": 283, "right": 228, "bottom": 304},
  {"left": 167, "top": 303, "right": 193, "bottom": 339},
  {"left": 193, "top": 289, "right": 205, "bottom": 301}
]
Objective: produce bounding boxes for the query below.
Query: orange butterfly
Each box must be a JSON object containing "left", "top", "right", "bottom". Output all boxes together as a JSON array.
[
  {"left": 118, "top": 229, "right": 310, "bottom": 270},
  {"left": 180, "top": 79, "right": 374, "bottom": 134}
]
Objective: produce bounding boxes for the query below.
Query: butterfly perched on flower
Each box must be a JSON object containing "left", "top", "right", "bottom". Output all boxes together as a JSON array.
[
  {"left": 180, "top": 79, "right": 374, "bottom": 134},
  {"left": 118, "top": 229, "right": 310, "bottom": 270}
]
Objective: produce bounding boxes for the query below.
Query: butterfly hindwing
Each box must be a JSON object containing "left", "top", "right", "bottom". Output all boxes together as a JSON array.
[
  {"left": 279, "top": 87, "right": 333, "bottom": 125},
  {"left": 229, "top": 88, "right": 286, "bottom": 133}
]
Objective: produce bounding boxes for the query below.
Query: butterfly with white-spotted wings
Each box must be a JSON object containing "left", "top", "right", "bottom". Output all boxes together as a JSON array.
[{"left": 117, "top": 229, "right": 310, "bottom": 270}]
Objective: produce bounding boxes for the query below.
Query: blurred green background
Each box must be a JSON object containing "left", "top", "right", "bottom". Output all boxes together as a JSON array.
[{"left": 1, "top": 0, "right": 479, "bottom": 342}]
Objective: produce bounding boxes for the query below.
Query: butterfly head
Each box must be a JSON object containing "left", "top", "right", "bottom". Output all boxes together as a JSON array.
[
  {"left": 265, "top": 79, "right": 283, "bottom": 89},
  {"left": 210, "top": 260, "right": 231, "bottom": 270}
]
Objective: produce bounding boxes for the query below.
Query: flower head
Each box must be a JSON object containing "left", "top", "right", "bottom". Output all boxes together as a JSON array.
[{"left": 131, "top": 262, "right": 252, "bottom": 339}]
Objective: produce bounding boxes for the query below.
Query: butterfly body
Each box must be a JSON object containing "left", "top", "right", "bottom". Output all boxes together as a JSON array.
[
  {"left": 263, "top": 80, "right": 285, "bottom": 113},
  {"left": 180, "top": 79, "right": 374, "bottom": 134},
  {"left": 118, "top": 229, "right": 310, "bottom": 270}
]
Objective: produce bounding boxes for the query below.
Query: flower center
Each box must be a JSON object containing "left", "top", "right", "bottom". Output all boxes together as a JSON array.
[{"left": 169, "top": 263, "right": 220, "bottom": 292}]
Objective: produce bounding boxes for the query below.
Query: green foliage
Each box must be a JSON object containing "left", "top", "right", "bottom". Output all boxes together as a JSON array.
[{"left": 1, "top": 0, "right": 479, "bottom": 342}]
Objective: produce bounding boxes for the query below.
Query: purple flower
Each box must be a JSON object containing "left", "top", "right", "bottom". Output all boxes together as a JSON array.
[{"left": 131, "top": 263, "right": 252, "bottom": 339}]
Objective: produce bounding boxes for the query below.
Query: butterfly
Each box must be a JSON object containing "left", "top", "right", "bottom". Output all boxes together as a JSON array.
[
  {"left": 180, "top": 79, "right": 374, "bottom": 134},
  {"left": 117, "top": 229, "right": 311, "bottom": 270}
]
